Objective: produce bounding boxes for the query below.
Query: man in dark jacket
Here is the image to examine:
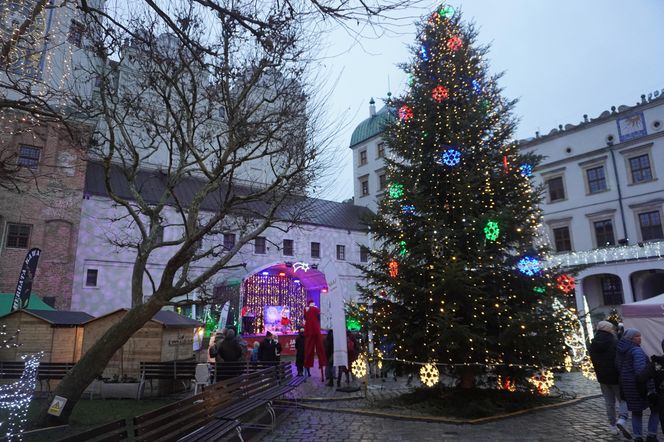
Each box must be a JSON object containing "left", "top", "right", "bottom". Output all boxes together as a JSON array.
[
  {"left": 217, "top": 329, "right": 243, "bottom": 379},
  {"left": 589, "top": 320, "right": 630, "bottom": 438},
  {"left": 295, "top": 328, "right": 305, "bottom": 376},
  {"left": 258, "top": 331, "right": 279, "bottom": 364}
]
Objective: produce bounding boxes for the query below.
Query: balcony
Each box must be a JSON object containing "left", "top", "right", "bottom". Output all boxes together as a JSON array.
[{"left": 546, "top": 240, "right": 664, "bottom": 268}]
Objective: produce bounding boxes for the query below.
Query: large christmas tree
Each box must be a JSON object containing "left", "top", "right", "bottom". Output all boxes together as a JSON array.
[{"left": 360, "top": 6, "right": 573, "bottom": 385}]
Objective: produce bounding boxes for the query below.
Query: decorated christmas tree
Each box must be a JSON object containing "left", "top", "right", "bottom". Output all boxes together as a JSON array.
[{"left": 359, "top": 5, "right": 574, "bottom": 387}]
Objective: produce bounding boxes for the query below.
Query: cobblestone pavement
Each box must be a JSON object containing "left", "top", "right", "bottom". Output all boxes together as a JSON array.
[{"left": 258, "top": 373, "right": 661, "bottom": 441}]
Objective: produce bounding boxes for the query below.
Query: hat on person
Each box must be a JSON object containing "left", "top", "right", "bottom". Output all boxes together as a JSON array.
[
  {"left": 623, "top": 328, "right": 641, "bottom": 340},
  {"left": 596, "top": 321, "right": 616, "bottom": 334},
  {"left": 266, "top": 331, "right": 273, "bottom": 337}
]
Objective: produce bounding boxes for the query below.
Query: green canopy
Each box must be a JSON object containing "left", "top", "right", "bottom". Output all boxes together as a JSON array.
[{"left": 0, "top": 293, "right": 56, "bottom": 316}]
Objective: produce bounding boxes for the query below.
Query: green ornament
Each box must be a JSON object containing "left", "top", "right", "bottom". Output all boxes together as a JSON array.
[
  {"left": 439, "top": 5, "right": 455, "bottom": 18},
  {"left": 346, "top": 317, "right": 361, "bottom": 331},
  {"left": 399, "top": 240, "right": 407, "bottom": 256},
  {"left": 482, "top": 99, "right": 490, "bottom": 112},
  {"left": 408, "top": 72, "right": 414, "bottom": 86},
  {"left": 533, "top": 286, "right": 546, "bottom": 294},
  {"left": 389, "top": 183, "right": 404, "bottom": 199},
  {"left": 483, "top": 220, "right": 500, "bottom": 241}
]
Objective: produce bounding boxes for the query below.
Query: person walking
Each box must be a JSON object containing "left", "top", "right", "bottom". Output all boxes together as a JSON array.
[
  {"left": 217, "top": 328, "right": 243, "bottom": 379},
  {"left": 589, "top": 321, "right": 630, "bottom": 438},
  {"left": 295, "top": 327, "right": 305, "bottom": 376},
  {"left": 617, "top": 328, "right": 659, "bottom": 442}
]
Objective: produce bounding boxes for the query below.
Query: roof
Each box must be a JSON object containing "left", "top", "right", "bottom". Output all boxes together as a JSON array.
[
  {"left": 85, "top": 308, "right": 203, "bottom": 327},
  {"left": 84, "top": 162, "right": 373, "bottom": 231},
  {"left": 622, "top": 294, "right": 664, "bottom": 318},
  {"left": 0, "top": 293, "right": 55, "bottom": 316},
  {"left": 22, "top": 309, "right": 92, "bottom": 325},
  {"left": 349, "top": 105, "right": 394, "bottom": 148}
]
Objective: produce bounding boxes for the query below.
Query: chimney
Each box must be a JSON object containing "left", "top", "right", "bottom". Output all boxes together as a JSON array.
[{"left": 369, "top": 98, "right": 376, "bottom": 117}]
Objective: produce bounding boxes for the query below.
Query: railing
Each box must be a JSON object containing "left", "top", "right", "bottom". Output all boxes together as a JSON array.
[{"left": 546, "top": 240, "right": 664, "bottom": 268}]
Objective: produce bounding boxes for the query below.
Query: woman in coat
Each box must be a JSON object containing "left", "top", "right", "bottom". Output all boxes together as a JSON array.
[{"left": 616, "top": 328, "right": 659, "bottom": 442}]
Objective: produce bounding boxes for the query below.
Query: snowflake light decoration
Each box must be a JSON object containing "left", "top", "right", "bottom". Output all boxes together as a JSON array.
[
  {"left": 471, "top": 79, "right": 482, "bottom": 94},
  {"left": 484, "top": 220, "right": 500, "bottom": 241},
  {"left": 352, "top": 354, "right": 367, "bottom": 378},
  {"left": 419, "top": 45, "right": 430, "bottom": 62},
  {"left": 431, "top": 85, "right": 449, "bottom": 102},
  {"left": 389, "top": 183, "right": 404, "bottom": 199},
  {"left": 0, "top": 352, "right": 44, "bottom": 440},
  {"left": 517, "top": 256, "right": 541, "bottom": 276},
  {"left": 528, "top": 369, "right": 554, "bottom": 395},
  {"left": 556, "top": 274, "right": 576, "bottom": 294},
  {"left": 519, "top": 163, "right": 533, "bottom": 177},
  {"left": 439, "top": 5, "right": 455, "bottom": 18},
  {"left": 581, "top": 357, "right": 596, "bottom": 381},
  {"left": 439, "top": 148, "right": 461, "bottom": 167},
  {"left": 388, "top": 259, "right": 399, "bottom": 278},
  {"left": 447, "top": 35, "right": 462, "bottom": 51},
  {"left": 497, "top": 375, "right": 516, "bottom": 392},
  {"left": 419, "top": 363, "right": 439, "bottom": 387},
  {"left": 564, "top": 355, "right": 573, "bottom": 373},
  {"left": 533, "top": 286, "right": 546, "bottom": 294},
  {"left": 398, "top": 240, "right": 407, "bottom": 256},
  {"left": 401, "top": 204, "right": 415, "bottom": 215},
  {"left": 398, "top": 105, "right": 414, "bottom": 122}
]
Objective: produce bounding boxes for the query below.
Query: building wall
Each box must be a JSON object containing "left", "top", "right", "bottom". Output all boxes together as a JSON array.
[
  {"left": 351, "top": 134, "right": 387, "bottom": 213},
  {"left": 520, "top": 95, "right": 664, "bottom": 317},
  {"left": 71, "top": 196, "right": 370, "bottom": 317},
  {"left": 0, "top": 121, "right": 87, "bottom": 309}
]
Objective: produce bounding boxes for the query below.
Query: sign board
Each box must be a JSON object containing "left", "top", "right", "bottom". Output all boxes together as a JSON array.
[
  {"left": 617, "top": 112, "right": 647, "bottom": 143},
  {"left": 48, "top": 396, "right": 67, "bottom": 416}
]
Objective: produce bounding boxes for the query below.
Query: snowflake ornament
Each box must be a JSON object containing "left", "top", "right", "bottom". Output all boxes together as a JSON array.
[
  {"left": 447, "top": 35, "right": 462, "bottom": 51},
  {"left": 431, "top": 85, "right": 449, "bottom": 102},
  {"left": 519, "top": 163, "right": 533, "bottom": 177},
  {"left": 528, "top": 369, "right": 554, "bottom": 395},
  {"left": 438, "top": 148, "right": 461, "bottom": 166},
  {"left": 352, "top": 354, "right": 367, "bottom": 378},
  {"left": 419, "top": 362, "right": 439, "bottom": 387},
  {"left": 389, "top": 183, "right": 404, "bottom": 199},
  {"left": 398, "top": 105, "right": 414, "bottom": 122},
  {"left": 556, "top": 274, "right": 576, "bottom": 294},
  {"left": 517, "top": 256, "right": 541, "bottom": 276},
  {"left": 484, "top": 220, "right": 500, "bottom": 241}
]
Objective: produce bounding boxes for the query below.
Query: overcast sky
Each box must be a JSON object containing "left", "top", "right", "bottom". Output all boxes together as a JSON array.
[{"left": 314, "top": 0, "right": 664, "bottom": 202}]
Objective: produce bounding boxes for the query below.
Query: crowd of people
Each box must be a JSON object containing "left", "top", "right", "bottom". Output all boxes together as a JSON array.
[{"left": 590, "top": 321, "right": 664, "bottom": 441}]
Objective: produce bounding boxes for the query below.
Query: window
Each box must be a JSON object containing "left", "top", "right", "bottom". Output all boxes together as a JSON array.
[
  {"left": 359, "top": 150, "right": 367, "bottom": 166},
  {"left": 223, "top": 233, "right": 235, "bottom": 250},
  {"left": 378, "top": 173, "right": 387, "bottom": 191},
  {"left": 552, "top": 226, "right": 572, "bottom": 252},
  {"left": 377, "top": 142, "right": 385, "bottom": 159},
  {"left": 85, "top": 269, "right": 98, "bottom": 287},
  {"left": 67, "top": 20, "right": 85, "bottom": 47},
  {"left": 629, "top": 154, "right": 653, "bottom": 183},
  {"left": 283, "top": 239, "right": 294, "bottom": 256},
  {"left": 547, "top": 176, "right": 565, "bottom": 202},
  {"left": 639, "top": 211, "right": 664, "bottom": 241},
  {"left": 593, "top": 220, "right": 615, "bottom": 247},
  {"left": 311, "top": 242, "right": 320, "bottom": 259},
  {"left": 5, "top": 223, "right": 31, "bottom": 248},
  {"left": 17, "top": 145, "right": 41, "bottom": 169},
  {"left": 360, "top": 246, "right": 369, "bottom": 263},
  {"left": 336, "top": 245, "right": 346, "bottom": 260},
  {"left": 254, "top": 236, "right": 266, "bottom": 254},
  {"left": 586, "top": 166, "right": 607, "bottom": 194},
  {"left": 601, "top": 276, "right": 623, "bottom": 305},
  {"left": 360, "top": 178, "right": 369, "bottom": 197}
]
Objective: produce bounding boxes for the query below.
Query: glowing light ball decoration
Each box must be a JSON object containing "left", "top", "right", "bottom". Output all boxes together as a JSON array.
[
  {"left": 440, "top": 148, "right": 461, "bottom": 167},
  {"left": 389, "top": 183, "right": 404, "bottom": 199},
  {"left": 556, "top": 274, "right": 576, "bottom": 294},
  {"left": 419, "top": 45, "right": 430, "bottom": 62},
  {"left": 519, "top": 163, "right": 533, "bottom": 177},
  {"left": 352, "top": 353, "right": 368, "bottom": 378},
  {"left": 431, "top": 85, "right": 449, "bottom": 102},
  {"left": 528, "top": 369, "right": 554, "bottom": 395},
  {"left": 439, "top": 4, "right": 455, "bottom": 18},
  {"left": 388, "top": 259, "right": 399, "bottom": 278},
  {"left": 517, "top": 256, "right": 541, "bottom": 276},
  {"left": 419, "top": 363, "right": 440, "bottom": 387},
  {"left": 484, "top": 220, "right": 500, "bottom": 241},
  {"left": 398, "top": 105, "right": 414, "bottom": 122},
  {"left": 401, "top": 204, "right": 416, "bottom": 215},
  {"left": 446, "top": 35, "right": 462, "bottom": 51}
]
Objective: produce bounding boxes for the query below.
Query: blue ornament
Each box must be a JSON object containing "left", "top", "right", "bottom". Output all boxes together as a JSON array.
[
  {"left": 519, "top": 163, "right": 533, "bottom": 177},
  {"left": 401, "top": 204, "right": 416, "bottom": 215},
  {"left": 472, "top": 79, "right": 481, "bottom": 94},
  {"left": 517, "top": 256, "right": 541, "bottom": 276},
  {"left": 420, "top": 45, "right": 429, "bottom": 62},
  {"left": 439, "top": 148, "right": 461, "bottom": 167}
]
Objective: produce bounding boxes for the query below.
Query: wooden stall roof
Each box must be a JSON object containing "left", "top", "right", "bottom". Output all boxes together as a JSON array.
[
  {"left": 0, "top": 293, "right": 55, "bottom": 315},
  {"left": 83, "top": 309, "right": 203, "bottom": 328},
  {"left": 0, "top": 309, "right": 93, "bottom": 326}
]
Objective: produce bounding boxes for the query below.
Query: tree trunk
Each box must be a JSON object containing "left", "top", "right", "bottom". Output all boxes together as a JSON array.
[{"left": 33, "top": 296, "right": 167, "bottom": 427}]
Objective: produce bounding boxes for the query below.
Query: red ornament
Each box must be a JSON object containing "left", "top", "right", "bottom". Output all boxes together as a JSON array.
[
  {"left": 398, "top": 105, "right": 413, "bottom": 122},
  {"left": 431, "top": 85, "right": 449, "bottom": 102},
  {"left": 556, "top": 274, "right": 576, "bottom": 294},
  {"left": 388, "top": 259, "right": 399, "bottom": 278},
  {"left": 503, "top": 155, "right": 509, "bottom": 173},
  {"left": 447, "top": 35, "right": 463, "bottom": 51}
]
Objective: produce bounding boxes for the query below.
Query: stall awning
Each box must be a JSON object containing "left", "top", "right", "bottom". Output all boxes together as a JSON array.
[{"left": 0, "top": 293, "right": 55, "bottom": 316}]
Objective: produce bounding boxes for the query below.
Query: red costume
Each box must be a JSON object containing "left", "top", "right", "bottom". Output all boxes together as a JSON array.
[{"left": 304, "top": 304, "right": 327, "bottom": 368}]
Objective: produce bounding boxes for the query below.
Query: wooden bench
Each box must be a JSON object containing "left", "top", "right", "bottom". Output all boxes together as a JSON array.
[
  {"left": 55, "top": 418, "right": 129, "bottom": 442},
  {"left": 0, "top": 361, "right": 75, "bottom": 391}
]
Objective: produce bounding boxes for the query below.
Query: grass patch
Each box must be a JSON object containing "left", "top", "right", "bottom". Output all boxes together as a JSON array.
[
  {"left": 0, "top": 398, "right": 177, "bottom": 441},
  {"left": 373, "top": 387, "right": 563, "bottom": 419}
]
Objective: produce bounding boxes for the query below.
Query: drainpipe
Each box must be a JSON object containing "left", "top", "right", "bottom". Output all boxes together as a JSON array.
[{"left": 609, "top": 144, "right": 629, "bottom": 244}]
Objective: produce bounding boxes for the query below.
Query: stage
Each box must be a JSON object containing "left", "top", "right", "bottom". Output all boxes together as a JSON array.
[{"left": 243, "top": 333, "right": 298, "bottom": 356}]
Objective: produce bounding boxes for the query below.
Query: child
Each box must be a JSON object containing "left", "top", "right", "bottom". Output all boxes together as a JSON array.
[{"left": 250, "top": 341, "right": 260, "bottom": 362}]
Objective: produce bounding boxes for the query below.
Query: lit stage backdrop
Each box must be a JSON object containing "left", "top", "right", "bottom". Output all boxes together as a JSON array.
[{"left": 243, "top": 274, "right": 308, "bottom": 334}]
